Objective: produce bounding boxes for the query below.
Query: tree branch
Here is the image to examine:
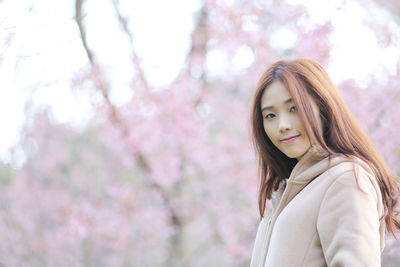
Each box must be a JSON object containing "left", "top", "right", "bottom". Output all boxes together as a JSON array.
[
  {"left": 111, "top": 0, "right": 150, "bottom": 91},
  {"left": 74, "top": 0, "right": 94, "bottom": 64},
  {"left": 180, "top": 5, "right": 209, "bottom": 107},
  {"left": 74, "top": 0, "right": 183, "bottom": 249}
]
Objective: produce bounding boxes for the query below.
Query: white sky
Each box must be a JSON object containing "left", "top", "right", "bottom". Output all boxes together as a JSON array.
[{"left": 0, "top": 0, "right": 399, "bottom": 163}]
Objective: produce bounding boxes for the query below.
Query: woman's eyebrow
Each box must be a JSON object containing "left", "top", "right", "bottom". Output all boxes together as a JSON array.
[{"left": 261, "top": 98, "right": 293, "bottom": 112}]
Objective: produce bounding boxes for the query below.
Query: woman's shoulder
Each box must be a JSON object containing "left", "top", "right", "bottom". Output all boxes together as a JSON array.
[
  {"left": 318, "top": 155, "right": 380, "bottom": 196},
  {"left": 322, "top": 155, "right": 382, "bottom": 202},
  {"left": 325, "top": 154, "right": 373, "bottom": 177}
]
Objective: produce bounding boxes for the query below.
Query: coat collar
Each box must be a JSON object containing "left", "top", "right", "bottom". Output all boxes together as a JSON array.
[
  {"left": 289, "top": 145, "right": 330, "bottom": 183},
  {"left": 270, "top": 145, "right": 329, "bottom": 210},
  {"left": 274, "top": 145, "right": 330, "bottom": 211}
]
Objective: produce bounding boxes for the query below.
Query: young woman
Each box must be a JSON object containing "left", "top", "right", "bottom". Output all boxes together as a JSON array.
[{"left": 249, "top": 58, "right": 400, "bottom": 267}]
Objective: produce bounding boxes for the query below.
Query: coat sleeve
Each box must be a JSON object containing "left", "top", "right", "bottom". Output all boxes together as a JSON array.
[{"left": 316, "top": 169, "right": 383, "bottom": 267}]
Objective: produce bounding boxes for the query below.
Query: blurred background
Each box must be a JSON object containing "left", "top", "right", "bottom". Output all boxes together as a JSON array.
[{"left": 1, "top": 0, "right": 399, "bottom": 266}]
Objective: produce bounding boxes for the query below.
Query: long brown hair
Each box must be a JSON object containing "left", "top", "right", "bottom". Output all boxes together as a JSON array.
[{"left": 250, "top": 58, "right": 400, "bottom": 235}]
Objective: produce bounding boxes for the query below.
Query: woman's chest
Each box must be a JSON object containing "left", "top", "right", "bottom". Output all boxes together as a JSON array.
[{"left": 264, "top": 178, "right": 331, "bottom": 267}]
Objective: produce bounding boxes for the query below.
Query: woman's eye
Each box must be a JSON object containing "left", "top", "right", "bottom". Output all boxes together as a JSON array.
[
  {"left": 265, "top": 113, "right": 275, "bottom": 119},
  {"left": 290, "top": 106, "right": 297, "bottom": 112}
]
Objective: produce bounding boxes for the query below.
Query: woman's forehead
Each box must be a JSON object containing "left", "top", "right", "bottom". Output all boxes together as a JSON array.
[{"left": 260, "top": 81, "right": 293, "bottom": 109}]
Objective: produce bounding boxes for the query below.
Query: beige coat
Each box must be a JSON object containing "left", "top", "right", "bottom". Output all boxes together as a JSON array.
[{"left": 250, "top": 145, "right": 385, "bottom": 267}]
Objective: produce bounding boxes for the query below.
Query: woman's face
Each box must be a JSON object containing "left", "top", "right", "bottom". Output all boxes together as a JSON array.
[{"left": 260, "top": 80, "right": 320, "bottom": 160}]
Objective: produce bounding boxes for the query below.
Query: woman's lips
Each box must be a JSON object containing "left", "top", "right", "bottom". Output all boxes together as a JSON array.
[{"left": 281, "top": 135, "right": 300, "bottom": 143}]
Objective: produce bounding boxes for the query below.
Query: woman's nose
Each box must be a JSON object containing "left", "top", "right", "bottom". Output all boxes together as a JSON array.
[{"left": 278, "top": 115, "right": 293, "bottom": 132}]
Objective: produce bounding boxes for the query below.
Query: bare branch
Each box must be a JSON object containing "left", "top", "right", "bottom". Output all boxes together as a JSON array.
[
  {"left": 110, "top": 0, "right": 150, "bottom": 90},
  {"left": 74, "top": 0, "right": 94, "bottom": 64},
  {"left": 186, "top": 6, "right": 209, "bottom": 72},
  {"left": 173, "top": 5, "right": 209, "bottom": 107}
]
